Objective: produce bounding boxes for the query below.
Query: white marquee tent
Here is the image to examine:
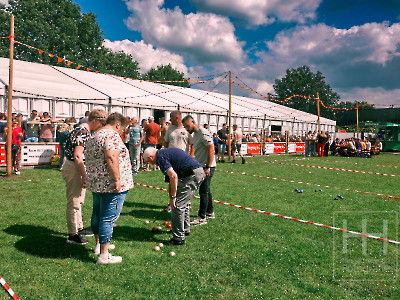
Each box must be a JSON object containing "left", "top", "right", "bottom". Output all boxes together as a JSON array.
[{"left": 0, "top": 57, "right": 335, "bottom": 135}]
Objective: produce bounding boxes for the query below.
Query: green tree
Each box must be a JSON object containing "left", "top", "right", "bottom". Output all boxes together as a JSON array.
[
  {"left": 0, "top": 0, "right": 140, "bottom": 78},
  {"left": 273, "top": 66, "right": 340, "bottom": 119},
  {"left": 142, "top": 64, "right": 190, "bottom": 87}
]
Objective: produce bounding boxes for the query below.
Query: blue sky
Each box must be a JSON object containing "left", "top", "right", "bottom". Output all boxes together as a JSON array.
[{"left": 73, "top": 0, "right": 400, "bottom": 106}]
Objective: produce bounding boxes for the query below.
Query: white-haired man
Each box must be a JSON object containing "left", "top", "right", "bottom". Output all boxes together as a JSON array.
[{"left": 143, "top": 147, "right": 205, "bottom": 245}]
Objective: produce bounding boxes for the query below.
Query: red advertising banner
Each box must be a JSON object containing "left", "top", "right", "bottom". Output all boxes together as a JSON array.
[
  {"left": 274, "top": 142, "right": 286, "bottom": 153},
  {"left": 246, "top": 143, "right": 262, "bottom": 154},
  {"left": 296, "top": 143, "right": 305, "bottom": 152},
  {"left": 0, "top": 143, "right": 5, "bottom": 165}
]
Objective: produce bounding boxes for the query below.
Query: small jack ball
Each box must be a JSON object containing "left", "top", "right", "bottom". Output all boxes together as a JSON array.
[
  {"left": 154, "top": 246, "right": 160, "bottom": 251},
  {"left": 158, "top": 243, "right": 164, "bottom": 248},
  {"left": 157, "top": 226, "right": 162, "bottom": 231},
  {"left": 167, "top": 224, "right": 172, "bottom": 228},
  {"left": 145, "top": 220, "right": 150, "bottom": 224},
  {"left": 163, "top": 221, "right": 168, "bottom": 225},
  {"left": 169, "top": 251, "right": 176, "bottom": 256}
]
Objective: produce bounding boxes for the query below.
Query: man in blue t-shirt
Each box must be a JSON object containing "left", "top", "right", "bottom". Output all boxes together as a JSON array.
[
  {"left": 143, "top": 147, "right": 205, "bottom": 245},
  {"left": 129, "top": 117, "right": 144, "bottom": 175}
]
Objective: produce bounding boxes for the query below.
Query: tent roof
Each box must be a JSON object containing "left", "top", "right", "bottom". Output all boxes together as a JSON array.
[{"left": 0, "top": 57, "right": 335, "bottom": 125}]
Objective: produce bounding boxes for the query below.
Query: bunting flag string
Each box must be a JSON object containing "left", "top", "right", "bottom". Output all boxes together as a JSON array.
[
  {"left": 231, "top": 74, "right": 400, "bottom": 111},
  {"left": 9, "top": 38, "right": 213, "bottom": 84},
  {"left": 4, "top": 35, "right": 400, "bottom": 109}
]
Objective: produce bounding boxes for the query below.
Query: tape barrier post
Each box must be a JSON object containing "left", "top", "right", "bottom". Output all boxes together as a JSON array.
[
  {"left": 133, "top": 182, "right": 400, "bottom": 245},
  {"left": 0, "top": 275, "right": 19, "bottom": 300}
]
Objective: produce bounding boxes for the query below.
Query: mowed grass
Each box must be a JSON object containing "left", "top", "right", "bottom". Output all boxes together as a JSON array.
[{"left": 1, "top": 153, "right": 400, "bottom": 299}]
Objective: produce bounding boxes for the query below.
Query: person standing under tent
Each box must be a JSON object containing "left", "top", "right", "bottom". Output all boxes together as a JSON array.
[
  {"left": 143, "top": 116, "right": 161, "bottom": 171},
  {"left": 62, "top": 109, "right": 108, "bottom": 245},
  {"left": 216, "top": 124, "right": 228, "bottom": 162},
  {"left": 316, "top": 131, "right": 328, "bottom": 157},
  {"left": 143, "top": 147, "right": 205, "bottom": 245},
  {"left": 183, "top": 115, "right": 216, "bottom": 226},
  {"left": 129, "top": 117, "right": 144, "bottom": 175},
  {"left": 86, "top": 113, "right": 133, "bottom": 264},
  {"left": 3, "top": 118, "right": 23, "bottom": 175},
  {"left": 158, "top": 117, "right": 168, "bottom": 150},
  {"left": 164, "top": 110, "right": 192, "bottom": 153},
  {"left": 231, "top": 124, "right": 245, "bottom": 164}
]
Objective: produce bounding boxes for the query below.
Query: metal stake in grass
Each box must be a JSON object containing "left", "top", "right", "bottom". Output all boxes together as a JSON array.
[{"left": 153, "top": 204, "right": 171, "bottom": 223}]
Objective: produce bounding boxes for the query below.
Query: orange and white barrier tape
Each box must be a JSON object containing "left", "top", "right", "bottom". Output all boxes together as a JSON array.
[
  {"left": 0, "top": 275, "right": 19, "bottom": 300},
  {"left": 276, "top": 162, "right": 399, "bottom": 177},
  {"left": 217, "top": 170, "right": 400, "bottom": 199},
  {"left": 133, "top": 182, "right": 400, "bottom": 245}
]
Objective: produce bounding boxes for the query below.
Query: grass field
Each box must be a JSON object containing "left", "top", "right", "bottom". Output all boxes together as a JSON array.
[{"left": 1, "top": 153, "right": 400, "bottom": 299}]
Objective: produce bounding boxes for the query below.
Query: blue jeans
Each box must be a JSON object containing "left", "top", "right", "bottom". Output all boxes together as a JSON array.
[
  {"left": 91, "top": 191, "right": 128, "bottom": 244},
  {"left": 25, "top": 136, "right": 39, "bottom": 143},
  {"left": 218, "top": 143, "right": 226, "bottom": 154},
  {"left": 198, "top": 167, "right": 215, "bottom": 219}
]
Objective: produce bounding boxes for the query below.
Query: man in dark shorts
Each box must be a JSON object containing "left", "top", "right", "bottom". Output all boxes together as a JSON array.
[
  {"left": 143, "top": 147, "right": 205, "bottom": 245},
  {"left": 217, "top": 123, "right": 228, "bottom": 162}
]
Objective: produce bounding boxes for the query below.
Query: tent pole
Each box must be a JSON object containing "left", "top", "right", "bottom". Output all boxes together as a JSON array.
[
  {"left": 108, "top": 97, "right": 112, "bottom": 114},
  {"left": 6, "top": 14, "right": 14, "bottom": 177},
  {"left": 228, "top": 71, "right": 232, "bottom": 161}
]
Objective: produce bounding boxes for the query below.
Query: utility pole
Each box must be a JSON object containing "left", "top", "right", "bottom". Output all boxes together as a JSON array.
[
  {"left": 356, "top": 101, "right": 359, "bottom": 139},
  {"left": 228, "top": 71, "right": 232, "bottom": 161},
  {"left": 316, "top": 92, "right": 320, "bottom": 132},
  {"left": 6, "top": 14, "right": 14, "bottom": 177}
]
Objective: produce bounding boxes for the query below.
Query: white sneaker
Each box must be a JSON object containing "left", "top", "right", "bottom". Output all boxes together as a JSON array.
[
  {"left": 94, "top": 243, "right": 115, "bottom": 255},
  {"left": 190, "top": 216, "right": 207, "bottom": 225},
  {"left": 15, "top": 171, "right": 20, "bottom": 175},
  {"left": 206, "top": 212, "right": 215, "bottom": 219},
  {"left": 96, "top": 253, "right": 122, "bottom": 264}
]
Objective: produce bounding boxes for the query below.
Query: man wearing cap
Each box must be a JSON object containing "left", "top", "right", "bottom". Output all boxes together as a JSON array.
[
  {"left": 143, "top": 147, "right": 205, "bottom": 245},
  {"left": 182, "top": 115, "right": 216, "bottom": 226}
]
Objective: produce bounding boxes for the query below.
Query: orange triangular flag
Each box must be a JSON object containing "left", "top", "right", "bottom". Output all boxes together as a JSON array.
[
  {"left": 57, "top": 57, "right": 64, "bottom": 64},
  {"left": 76, "top": 65, "right": 82, "bottom": 70},
  {"left": 86, "top": 68, "right": 91, "bottom": 72},
  {"left": 48, "top": 53, "right": 54, "bottom": 58},
  {"left": 66, "top": 61, "right": 73, "bottom": 66},
  {"left": 38, "top": 49, "right": 44, "bottom": 54}
]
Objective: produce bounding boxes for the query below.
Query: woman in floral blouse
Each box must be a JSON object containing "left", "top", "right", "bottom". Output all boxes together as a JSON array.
[
  {"left": 62, "top": 109, "right": 108, "bottom": 246},
  {"left": 86, "top": 113, "right": 133, "bottom": 264}
]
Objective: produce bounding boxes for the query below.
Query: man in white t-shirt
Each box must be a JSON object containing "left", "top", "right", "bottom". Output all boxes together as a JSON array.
[
  {"left": 183, "top": 115, "right": 216, "bottom": 225},
  {"left": 164, "top": 110, "right": 192, "bottom": 153},
  {"left": 231, "top": 124, "right": 245, "bottom": 164}
]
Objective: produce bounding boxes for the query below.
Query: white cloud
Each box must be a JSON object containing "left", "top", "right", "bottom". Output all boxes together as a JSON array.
[
  {"left": 103, "top": 39, "right": 188, "bottom": 74},
  {"left": 199, "top": 22, "right": 400, "bottom": 106},
  {"left": 191, "top": 0, "right": 322, "bottom": 26},
  {"left": 340, "top": 87, "right": 400, "bottom": 106},
  {"left": 123, "top": 0, "right": 244, "bottom": 63},
  {"left": 265, "top": 22, "right": 400, "bottom": 68}
]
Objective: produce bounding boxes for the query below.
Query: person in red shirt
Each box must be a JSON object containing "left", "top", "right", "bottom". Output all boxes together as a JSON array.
[
  {"left": 143, "top": 116, "right": 160, "bottom": 171},
  {"left": 3, "top": 118, "right": 23, "bottom": 175}
]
